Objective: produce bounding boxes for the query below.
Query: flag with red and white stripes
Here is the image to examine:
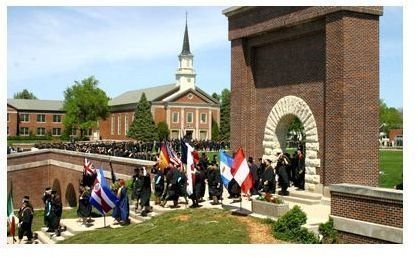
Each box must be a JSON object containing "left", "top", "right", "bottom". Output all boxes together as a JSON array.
[
  {"left": 166, "top": 143, "right": 183, "bottom": 170},
  {"left": 231, "top": 147, "right": 253, "bottom": 194},
  {"left": 84, "top": 158, "right": 96, "bottom": 176}
]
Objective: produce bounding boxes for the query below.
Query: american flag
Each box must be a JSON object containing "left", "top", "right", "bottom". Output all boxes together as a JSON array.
[
  {"left": 166, "top": 143, "right": 183, "bottom": 170},
  {"left": 84, "top": 158, "right": 96, "bottom": 176}
]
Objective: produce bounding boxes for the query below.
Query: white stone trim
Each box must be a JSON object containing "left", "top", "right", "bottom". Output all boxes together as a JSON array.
[
  {"left": 330, "top": 215, "right": 403, "bottom": 243},
  {"left": 262, "top": 95, "right": 320, "bottom": 190}
]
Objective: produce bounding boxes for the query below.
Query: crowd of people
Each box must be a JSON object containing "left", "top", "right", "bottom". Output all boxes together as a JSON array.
[
  {"left": 30, "top": 139, "right": 230, "bottom": 161},
  {"left": 9, "top": 144, "right": 305, "bottom": 241}
]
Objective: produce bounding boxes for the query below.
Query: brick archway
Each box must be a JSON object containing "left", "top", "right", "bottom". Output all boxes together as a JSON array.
[{"left": 262, "top": 95, "right": 320, "bottom": 191}]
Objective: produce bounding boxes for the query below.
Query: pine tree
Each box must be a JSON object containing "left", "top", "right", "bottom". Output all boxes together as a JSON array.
[
  {"left": 211, "top": 118, "right": 220, "bottom": 141},
  {"left": 127, "top": 93, "right": 158, "bottom": 141}
]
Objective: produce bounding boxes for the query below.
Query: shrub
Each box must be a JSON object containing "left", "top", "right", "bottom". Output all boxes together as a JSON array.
[
  {"left": 272, "top": 205, "right": 320, "bottom": 244},
  {"left": 318, "top": 218, "right": 339, "bottom": 244}
]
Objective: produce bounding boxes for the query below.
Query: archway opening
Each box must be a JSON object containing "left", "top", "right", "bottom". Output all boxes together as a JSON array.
[
  {"left": 65, "top": 183, "right": 77, "bottom": 207},
  {"left": 52, "top": 178, "right": 62, "bottom": 198},
  {"left": 262, "top": 95, "right": 321, "bottom": 192}
]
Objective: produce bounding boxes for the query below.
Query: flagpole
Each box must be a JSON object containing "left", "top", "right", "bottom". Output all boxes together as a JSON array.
[{"left": 103, "top": 213, "right": 106, "bottom": 228}]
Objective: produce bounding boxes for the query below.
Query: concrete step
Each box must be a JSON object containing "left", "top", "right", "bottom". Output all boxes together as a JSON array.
[
  {"left": 289, "top": 190, "right": 323, "bottom": 200},
  {"left": 279, "top": 195, "right": 321, "bottom": 205},
  {"left": 34, "top": 230, "right": 56, "bottom": 244}
]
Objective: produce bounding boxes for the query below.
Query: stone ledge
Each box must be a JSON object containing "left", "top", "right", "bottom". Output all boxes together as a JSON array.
[
  {"left": 330, "top": 183, "right": 402, "bottom": 202},
  {"left": 330, "top": 215, "right": 403, "bottom": 243}
]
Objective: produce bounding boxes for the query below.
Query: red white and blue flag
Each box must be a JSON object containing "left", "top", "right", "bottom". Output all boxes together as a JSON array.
[
  {"left": 231, "top": 147, "right": 253, "bottom": 194},
  {"left": 166, "top": 143, "right": 183, "bottom": 170},
  {"left": 89, "top": 167, "right": 118, "bottom": 214},
  {"left": 84, "top": 158, "right": 96, "bottom": 176}
]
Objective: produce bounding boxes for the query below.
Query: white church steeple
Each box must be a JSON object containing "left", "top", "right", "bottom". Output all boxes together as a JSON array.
[{"left": 175, "top": 14, "right": 196, "bottom": 91}]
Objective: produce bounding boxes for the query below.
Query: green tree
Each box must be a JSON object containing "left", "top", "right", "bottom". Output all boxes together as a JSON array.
[
  {"left": 219, "top": 89, "right": 230, "bottom": 141},
  {"left": 157, "top": 121, "right": 170, "bottom": 141},
  {"left": 211, "top": 118, "right": 220, "bottom": 141},
  {"left": 380, "top": 99, "right": 403, "bottom": 133},
  {"left": 127, "top": 93, "right": 158, "bottom": 141},
  {"left": 63, "top": 76, "right": 109, "bottom": 139},
  {"left": 14, "top": 89, "right": 38, "bottom": 99},
  {"left": 287, "top": 117, "right": 305, "bottom": 142},
  {"left": 212, "top": 92, "right": 220, "bottom": 102}
]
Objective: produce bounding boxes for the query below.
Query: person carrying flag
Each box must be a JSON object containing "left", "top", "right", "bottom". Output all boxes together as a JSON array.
[{"left": 112, "top": 179, "right": 130, "bottom": 225}]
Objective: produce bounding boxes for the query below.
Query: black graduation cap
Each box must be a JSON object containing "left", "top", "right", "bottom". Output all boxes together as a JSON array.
[
  {"left": 45, "top": 187, "right": 51, "bottom": 191},
  {"left": 23, "top": 196, "right": 30, "bottom": 202}
]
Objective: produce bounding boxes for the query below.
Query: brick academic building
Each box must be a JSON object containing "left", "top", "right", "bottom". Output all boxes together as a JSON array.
[{"left": 7, "top": 21, "right": 220, "bottom": 141}]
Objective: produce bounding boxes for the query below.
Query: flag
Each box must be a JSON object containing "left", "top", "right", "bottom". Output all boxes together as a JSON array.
[
  {"left": 7, "top": 182, "right": 16, "bottom": 240},
  {"left": 185, "top": 142, "right": 196, "bottom": 195},
  {"left": 167, "top": 142, "right": 183, "bottom": 170},
  {"left": 231, "top": 147, "right": 253, "bottom": 194},
  {"left": 180, "top": 139, "right": 188, "bottom": 164},
  {"left": 219, "top": 151, "right": 234, "bottom": 188},
  {"left": 158, "top": 143, "right": 170, "bottom": 169},
  {"left": 90, "top": 167, "right": 119, "bottom": 214},
  {"left": 84, "top": 158, "right": 96, "bottom": 176}
]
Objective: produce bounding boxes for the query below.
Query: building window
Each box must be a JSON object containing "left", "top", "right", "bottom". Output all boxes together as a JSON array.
[
  {"left": 125, "top": 115, "right": 128, "bottom": 135},
  {"left": 199, "top": 130, "right": 208, "bottom": 140},
  {"left": 118, "top": 114, "right": 121, "bottom": 135},
  {"left": 186, "top": 112, "right": 193, "bottom": 123},
  {"left": 37, "top": 114, "right": 46, "bottom": 122},
  {"left": 200, "top": 113, "right": 207, "bottom": 124},
  {"left": 37, "top": 127, "right": 46, "bottom": 136},
  {"left": 20, "top": 113, "right": 29, "bottom": 122},
  {"left": 171, "top": 130, "right": 179, "bottom": 139},
  {"left": 52, "top": 128, "right": 61, "bottom": 136},
  {"left": 20, "top": 127, "right": 29, "bottom": 136},
  {"left": 111, "top": 115, "right": 115, "bottom": 135},
  {"left": 172, "top": 112, "right": 179, "bottom": 123},
  {"left": 53, "top": 115, "right": 62, "bottom": 123}
]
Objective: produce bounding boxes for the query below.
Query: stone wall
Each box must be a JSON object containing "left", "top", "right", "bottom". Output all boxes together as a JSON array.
[
  {"left": 7, "top": 149, "right": 155, "bottom": 209},
  {"left": 330, "top": 183, "right": 403, "bottom": 243}
]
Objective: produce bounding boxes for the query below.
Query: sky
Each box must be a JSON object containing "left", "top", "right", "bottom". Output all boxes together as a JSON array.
[{"left": 7, "top": 6, "right": 402, "bottom": 108}]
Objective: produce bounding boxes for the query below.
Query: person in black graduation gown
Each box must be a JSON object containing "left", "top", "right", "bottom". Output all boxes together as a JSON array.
[
  {"left": 42, "top": 187, "right": 52, "bottom": 228},
  {"left": 18, "top": 196, "right": 34, "bottom": 243},
  {"left": 294, "top": 149, "right": 305, "bottom": 190},
  {"left": 153, "top": 166, "right": 165, "bottom": 205},
  {"left": 276, "top": 155, "right": 290, "bottom": 196},
  {"left": 227, "top": 178, "right": 241, "bottom": 199},
  {"left": 138, "top": 167, "right": 152, "bottom": 216},
  {"left": 207, "top": 162, "right": 223, "bottom": 205},
  {"left": 248, "top": 157, "right": 259, "bottom": 195},
  {"left": 161, "top": 162, "right": 180, "bottom": 208},
  {"left": 257, "top": 158, "right": 266, "bottom": 192},
  {"left": 192, "top": 163, "right": 205, "bottom": 206},
  {"left": 262, "top": 159, "right": 276, "bottom": 194},
  {"left": 131, "top": 168, "right": 141, "bottom": 212},
  {"left": 178, "top": 168, "right": 189, "bottom": 205},
  {"left": 77, "top": 186, "right": 92, "bottom": 226}
]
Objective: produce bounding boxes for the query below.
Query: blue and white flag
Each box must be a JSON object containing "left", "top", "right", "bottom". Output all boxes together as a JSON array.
[
  {"left": 219, "top": 151, "right": 233, "bottom": 188},
  {"left": 90, "top": 167, "right": 119, "bottom": 214}
]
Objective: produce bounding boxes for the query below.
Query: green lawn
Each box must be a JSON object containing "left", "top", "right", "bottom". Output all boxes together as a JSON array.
[
  {"left": 379, "top": 150, "right": 403, "bottom": 188},
  {"left": 60, "top": 208, "right": 250, "bottom": 244}
]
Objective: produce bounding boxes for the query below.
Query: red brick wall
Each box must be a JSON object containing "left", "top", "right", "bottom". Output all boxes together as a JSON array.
[
  {"left": 331, "top": 192, "right": 403, "bottom": 228},
  {"left": 338, "top": 231, "right": 393, "bottom": 244},
  {"left": 388, "top": 129, "right": 403, "bottom": 142},
  {"left": 227, "top": 7, "right": 381, "bottom": 186},
  {"left": 8, "top": 110, "right": 65, "bottom": 137},
  {"left": 173, "top": 92, "right": 208, "bottom": 104},
  {"left": 7, "top": 150, "right": 156, "bottom": 209}
]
